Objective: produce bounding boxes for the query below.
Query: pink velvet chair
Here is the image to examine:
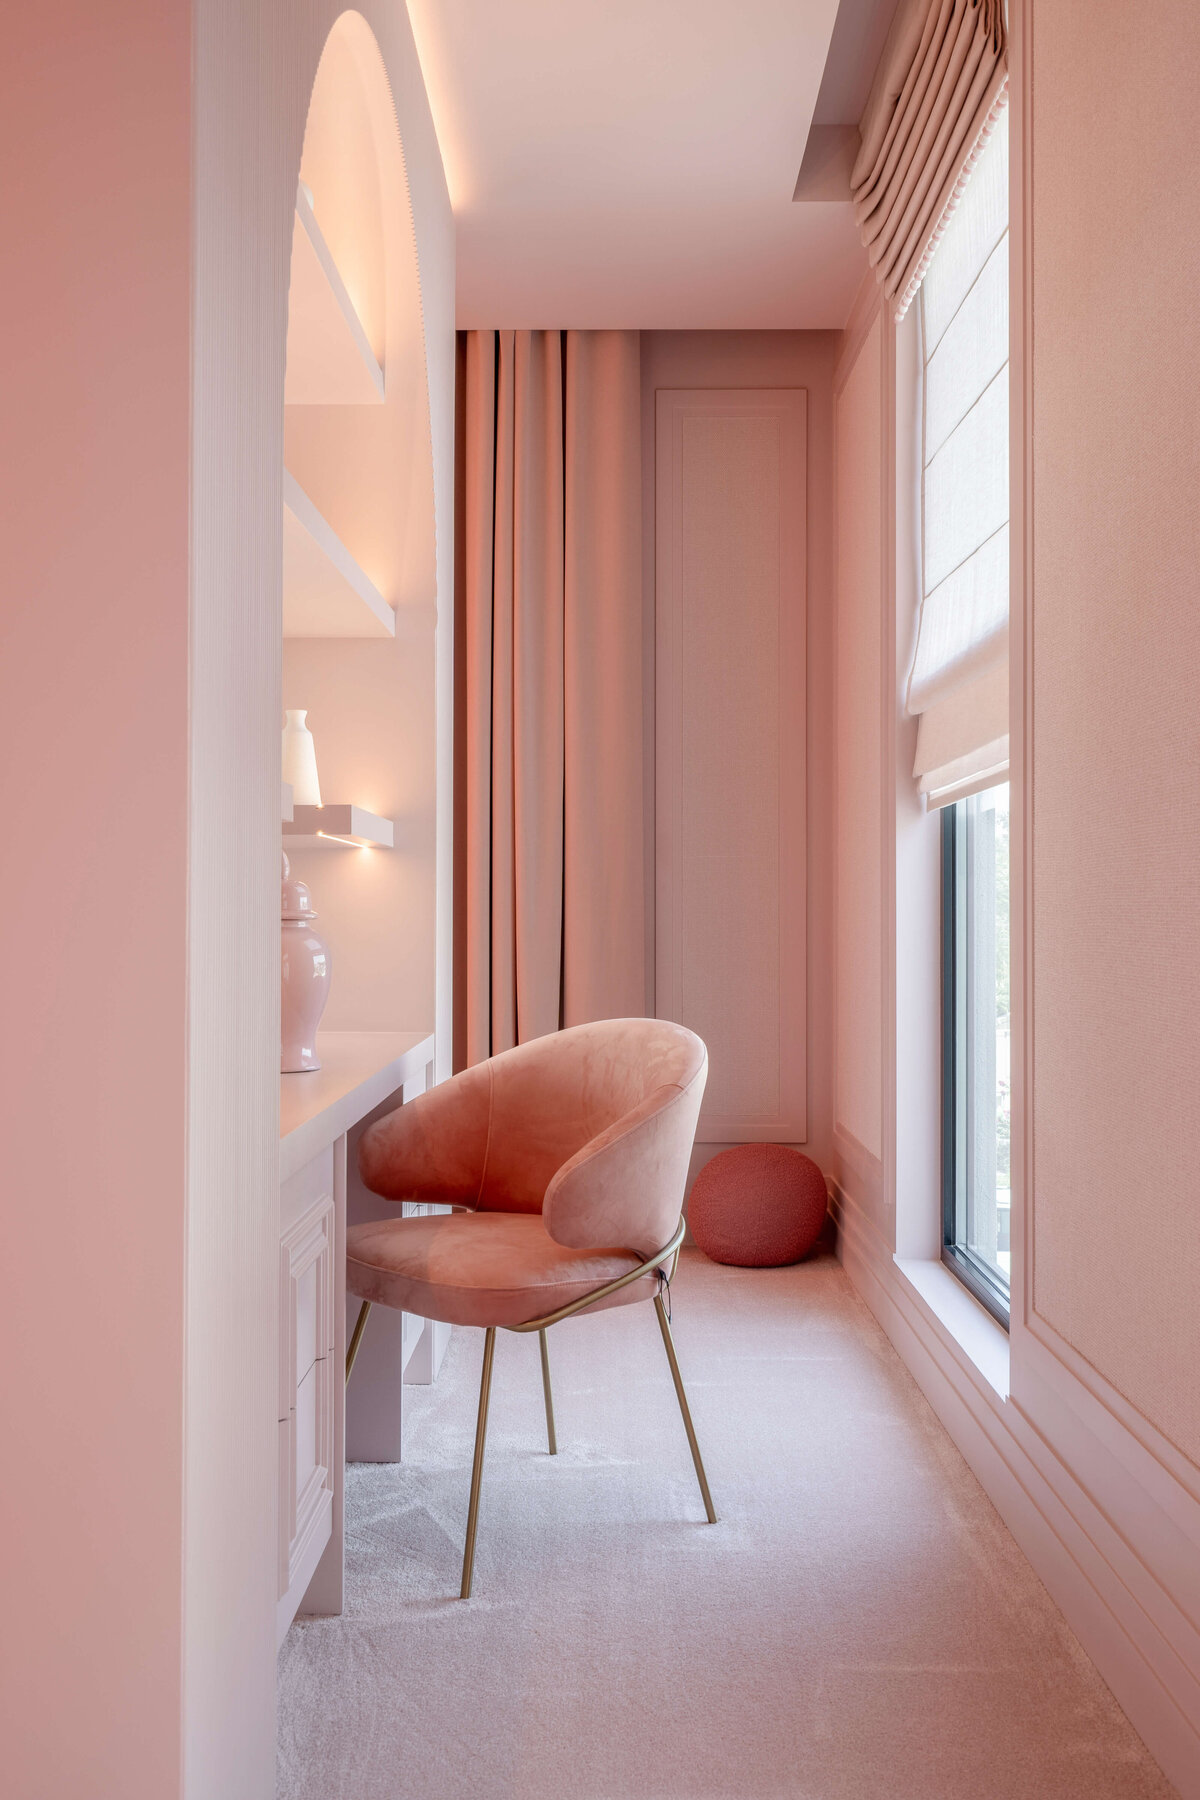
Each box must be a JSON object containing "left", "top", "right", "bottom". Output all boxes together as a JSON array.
[{"left": 344, "top": 1018, "right": 716, "bottom": 1597}]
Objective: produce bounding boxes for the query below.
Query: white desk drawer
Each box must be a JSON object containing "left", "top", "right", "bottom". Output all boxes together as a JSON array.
[{"left": 278, "top": 1184, "right": 336, "bottom": 1609}]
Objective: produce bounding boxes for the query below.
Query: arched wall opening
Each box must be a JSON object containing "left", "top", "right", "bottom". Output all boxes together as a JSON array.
[
  {"left": 185, "top": 1, "right": 455, "bottom": 1787},
  {"left": 282, "top": 9, "right": 439, "bottom": 1034}
]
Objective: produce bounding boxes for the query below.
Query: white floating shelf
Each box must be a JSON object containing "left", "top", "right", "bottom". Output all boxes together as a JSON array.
[
  {"left": 283, "top": 805, "right": 394, "bottom": 851},
  {"left": 282, "top": 780, "right": 294, "bottom": 823},
  {"left": 284, "top": 186, "right": 384, "bottom": 406},
  {"left": 283, "top": 471, "right": 395, "bottom": 639}
]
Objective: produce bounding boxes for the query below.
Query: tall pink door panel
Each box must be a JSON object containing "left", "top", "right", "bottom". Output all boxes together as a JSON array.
[{"left": 655, "top": 388, "right": 807, "bottom": 1142}]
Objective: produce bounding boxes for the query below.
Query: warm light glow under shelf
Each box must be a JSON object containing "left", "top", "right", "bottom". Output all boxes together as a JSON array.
[
  {"left": 284, "top": 185, "right": 384, "bottom": 407},
  {"left": 282, "top": 471, "right": 394, "bottom": 639},
  {"left": 282, "top": 803, "right": 394, "bottom": 851}
]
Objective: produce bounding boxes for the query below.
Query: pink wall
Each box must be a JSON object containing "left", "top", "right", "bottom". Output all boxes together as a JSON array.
[
  {"left": 640, "top": 332, "right": 837, "bottom": 1175},
  {"left": 1022, "top": 0, "right": 1200, "bottom": 1470},
  {"left": 0, "top": 5, "right": 192, "bottom": 1794}
]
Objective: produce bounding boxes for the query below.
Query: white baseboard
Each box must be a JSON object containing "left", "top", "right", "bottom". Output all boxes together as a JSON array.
[{"left": 831, "top": 1182, "right": 1200, "bottom": 1800}]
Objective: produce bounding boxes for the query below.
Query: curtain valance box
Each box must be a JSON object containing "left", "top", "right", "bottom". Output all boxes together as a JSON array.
[{"left": 852, "top": 0, "right": 1008, "bottom": 324}]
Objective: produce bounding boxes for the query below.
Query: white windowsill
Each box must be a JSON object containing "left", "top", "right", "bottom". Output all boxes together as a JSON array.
[{"left": 894, "top": 1257, "right": 1010, "bottom": 1400}]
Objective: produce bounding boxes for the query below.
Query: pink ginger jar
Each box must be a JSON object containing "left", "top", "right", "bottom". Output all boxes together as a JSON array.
[{"left": 281, "top": 851, "right": 331, "bottom": 1072}]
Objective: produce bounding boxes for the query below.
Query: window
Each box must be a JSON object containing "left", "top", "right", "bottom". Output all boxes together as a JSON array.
[
  {"left": 942, "top": 784, "right": 1010, "bottom": 1324},
  {"left": 911, "top": 107, "right": 1011, "bottom": 1324}
]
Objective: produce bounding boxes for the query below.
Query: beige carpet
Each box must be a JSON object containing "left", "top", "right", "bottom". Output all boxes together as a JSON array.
[{"left": 277, "top": 1250, "right": 1175, "bottom": 1799}]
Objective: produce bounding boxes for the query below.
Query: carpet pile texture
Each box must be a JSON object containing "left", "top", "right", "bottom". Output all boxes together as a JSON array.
[{"left": 277, "top": 1250, "right": 1175, "bottom": 1799}]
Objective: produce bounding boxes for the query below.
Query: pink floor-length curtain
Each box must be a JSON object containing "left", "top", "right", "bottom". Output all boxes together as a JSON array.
[{"left": 461, "top": 329, "right": 644, "bottom": 1064}]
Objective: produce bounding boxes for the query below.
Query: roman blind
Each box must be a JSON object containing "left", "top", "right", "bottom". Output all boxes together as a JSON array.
[
  {"left": 909, "top": 106, "right": 1009, "bottom": 808},
  {"left": 852, "top": 0, "right": 1008, "bottom": 323}
]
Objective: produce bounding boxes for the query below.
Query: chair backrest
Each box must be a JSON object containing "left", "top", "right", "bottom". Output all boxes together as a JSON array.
[
  {"left": 480, "top": 1018, "right": 703, "bottom": 1211},
  {"left": 358, "top": 1018, "right": 708, "bottom": 1259}
]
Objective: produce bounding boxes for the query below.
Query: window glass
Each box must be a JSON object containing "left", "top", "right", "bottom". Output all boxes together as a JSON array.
[{"left": 943, "top": 782, "right": 1010, "bottom": 1321}]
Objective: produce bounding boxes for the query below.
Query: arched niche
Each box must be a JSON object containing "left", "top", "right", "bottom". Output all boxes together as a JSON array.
[
  {"left": 285, "top": 10, "right": 437, "bottom": 617},
  {"left": 281, "top": 8, "right": 440, "bottom": 1035}
]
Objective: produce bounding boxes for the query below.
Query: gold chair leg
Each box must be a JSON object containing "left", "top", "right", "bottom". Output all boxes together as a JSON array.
[
  {"left": 461, "top": 1327, "right": 497, "bottom": 1598},
  {"left": 654, "top": 1294, "right": 717, "bottom": 1523},
  {"left": 538, "top": 1328, "right": 557, "bottom": 1455},
  {"left": 345, "top": 1300, "right": 372, "bottom": 1387}
]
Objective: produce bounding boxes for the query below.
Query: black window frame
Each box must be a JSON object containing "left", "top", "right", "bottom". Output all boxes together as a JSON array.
[{"left": 941, "top": 801, "right": 1011, "bottom": 1329}]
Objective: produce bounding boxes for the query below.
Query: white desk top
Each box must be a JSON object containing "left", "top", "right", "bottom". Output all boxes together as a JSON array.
[{"left": 280, "top": 1029, "right": 434, "bottom": 1182}]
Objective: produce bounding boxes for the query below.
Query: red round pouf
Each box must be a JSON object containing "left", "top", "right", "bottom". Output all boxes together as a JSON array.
[{"left": 688, "top": 1144, "right": 828, "bottom": 1267}]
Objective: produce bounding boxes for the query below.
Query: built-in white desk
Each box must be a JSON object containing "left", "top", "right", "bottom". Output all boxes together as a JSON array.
[
  {"left": 278, "top": 1029, "right": 436, "bottom": 1647},
  {"left": 281, "top": 1030, "right": 434, "bottom": 1180}
]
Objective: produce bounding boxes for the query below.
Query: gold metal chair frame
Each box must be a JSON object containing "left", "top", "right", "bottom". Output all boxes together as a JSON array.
[{"left": 345, "top": 1214, "right": 717, "bottom": 1597}]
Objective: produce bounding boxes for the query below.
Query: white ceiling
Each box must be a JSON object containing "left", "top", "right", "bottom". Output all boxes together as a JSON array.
[{"left": 405, "top": 0, "right": 893, "bottom": 329}]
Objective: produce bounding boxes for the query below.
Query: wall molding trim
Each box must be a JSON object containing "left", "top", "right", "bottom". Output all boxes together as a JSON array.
[
  {"left": 831, "top": 1123, "right": 883, "bottom": 1213},
  {"left": 1023, "top": 1310, "right": 1200, "bottom": 1519},
  {"left": 831, "top": 1179, "right": 1200, "bottom": 1800}
]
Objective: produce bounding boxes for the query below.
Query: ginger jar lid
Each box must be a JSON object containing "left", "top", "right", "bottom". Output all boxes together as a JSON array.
[{"left": 281, "top": 850, "right": 317, "bottom": 922}]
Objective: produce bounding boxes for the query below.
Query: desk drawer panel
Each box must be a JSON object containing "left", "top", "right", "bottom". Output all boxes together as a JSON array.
[{"left": 279, "top": 1190, "right": 335, "bottom": 1414}]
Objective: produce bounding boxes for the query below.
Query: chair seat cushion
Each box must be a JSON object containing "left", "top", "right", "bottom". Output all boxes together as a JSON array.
[{"left": 346, "top": 1210, "right": 659, "bottom": 1328}]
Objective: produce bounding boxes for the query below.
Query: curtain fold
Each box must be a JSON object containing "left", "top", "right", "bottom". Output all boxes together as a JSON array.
[
  {"left": 852, "top": 0, "right": 1008, "bottom": 322},
  {"left": 462, "top": 330, "right": 644, "bottom": 1064}
]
